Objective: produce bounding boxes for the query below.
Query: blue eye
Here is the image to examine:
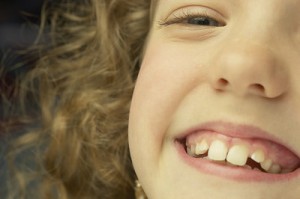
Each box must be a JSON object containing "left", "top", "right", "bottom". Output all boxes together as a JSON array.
[
  {"left": 160, "top": 14, "right": 223, "bottom": 27},
  {"left": 187, "top": 16, "right": 220, "bottom": 26}
]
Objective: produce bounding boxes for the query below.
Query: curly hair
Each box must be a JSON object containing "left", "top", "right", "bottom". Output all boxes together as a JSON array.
[{"left": 1, "top": 0, "right": 154, "bottom": 198}]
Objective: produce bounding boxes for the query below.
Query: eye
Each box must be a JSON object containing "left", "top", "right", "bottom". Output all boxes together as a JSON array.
[
  {"left": 161, "top": 14, "right": 223, "bottom": 27},
  {"left": 185, "top": 16, "right": 220, "bottom": 26},
  {"left": 160, "top": 7, "right": 225, "bottom": 27}
]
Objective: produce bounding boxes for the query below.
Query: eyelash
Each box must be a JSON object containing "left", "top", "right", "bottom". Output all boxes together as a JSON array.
[{"left": 160, "top": 11, "right": 224, "bottom": 27}]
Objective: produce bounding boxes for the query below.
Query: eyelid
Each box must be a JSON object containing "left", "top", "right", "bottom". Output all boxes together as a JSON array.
[{"left": 159, "top": 6, "right": 226, "bottom": 26}]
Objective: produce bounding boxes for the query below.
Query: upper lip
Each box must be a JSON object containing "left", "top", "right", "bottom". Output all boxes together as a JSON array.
[{"left": 175, "top": 120, "right": 300, "bottom": 159}]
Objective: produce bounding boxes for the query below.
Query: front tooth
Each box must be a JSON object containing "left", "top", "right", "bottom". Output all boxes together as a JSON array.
[
  {"left": 195, "top": 139, "right": 209, "bottom": 155},
  {"left": 261, "top": 159, "right": 272, "bottom": 171},
  {"left": 251, "top": 149, "right": 265, "bottom": 163},
  {"left": 226, "top": 144, "right": 249, "bottom": 166},
  {"left": 208, "top": 140, "right": 228, "bottom": 161}
]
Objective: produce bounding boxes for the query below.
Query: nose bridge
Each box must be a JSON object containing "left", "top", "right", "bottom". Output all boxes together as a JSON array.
[
  {"left": 234, "top": 12, "right": 278, "bottom": 49},
  {"left": 239, "top": 0, "right": 285, "bottom": 43},
  {"left": 210, "top": 38, "right": 288, "bottom": 98}
]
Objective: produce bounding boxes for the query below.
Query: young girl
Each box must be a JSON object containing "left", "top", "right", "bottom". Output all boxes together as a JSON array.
[{"left": 2, "top": 0, "right": 300, "bottom": 199}]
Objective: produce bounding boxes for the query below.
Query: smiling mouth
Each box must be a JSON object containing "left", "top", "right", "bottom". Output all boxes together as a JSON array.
[
  {"left": 175, "top": 122, "right": 300, "bottom": 181},
  {"left": 184, "top": 133, "right": 299, "bottom": 174}
]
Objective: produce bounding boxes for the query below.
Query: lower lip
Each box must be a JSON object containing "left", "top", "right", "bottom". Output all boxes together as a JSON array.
[{"left": 174, "top": 140, "right": 300, "bottom": 182}]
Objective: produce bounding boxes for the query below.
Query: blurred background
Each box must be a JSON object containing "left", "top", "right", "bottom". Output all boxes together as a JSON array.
[
  {"left": 0, "top": 0, "right": 45, "bottom": 118},
  {"left": 0, "top": 0, "right": 44, "bottom": 50},
  {"left": 0, "top": 1, "right": 45, "bottom": 196}
]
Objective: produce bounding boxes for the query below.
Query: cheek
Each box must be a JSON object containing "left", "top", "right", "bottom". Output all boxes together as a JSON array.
[{"left": 128, "top": 40, "right": 209, "bottom": 164}]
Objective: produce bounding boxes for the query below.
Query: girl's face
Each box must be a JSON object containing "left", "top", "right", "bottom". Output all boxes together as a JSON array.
[{"left": 129, "top": 0, "right": 300, "bottom": 198}]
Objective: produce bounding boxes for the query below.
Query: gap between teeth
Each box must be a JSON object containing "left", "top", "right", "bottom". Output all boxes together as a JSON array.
[{"left": 186, "top": 139, "right": 284, "bottom": 174}]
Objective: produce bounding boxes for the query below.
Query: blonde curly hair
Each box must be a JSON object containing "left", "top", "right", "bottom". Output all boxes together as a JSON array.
[{"left": 1, "top": 0, "right": 155, "bottom": 198}]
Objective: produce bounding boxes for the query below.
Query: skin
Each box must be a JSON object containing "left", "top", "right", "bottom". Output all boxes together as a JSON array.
[{"left": 129, "top": 0, "right": 300, "bottom": 198}]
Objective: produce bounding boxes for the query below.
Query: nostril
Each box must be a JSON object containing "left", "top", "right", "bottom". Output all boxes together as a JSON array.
[
  {"left": 214, "top": 78, "right": 229, "bottom": 92},
  {"left": 249, "top": 83, "right": 265, "bottom": 94},
  {"left": 218, "top": 78, "right": 229, "bottom": 86},
  {"left": 215, "top": 78, "right": 229, "bottom": 91}
]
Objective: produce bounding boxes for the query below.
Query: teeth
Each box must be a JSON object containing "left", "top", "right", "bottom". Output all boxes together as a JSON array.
[
  {"left": 186, "top": 138, "right": 286, "bottom": 174},
  {"left": 208, "top": 140, "right": 228, "bottom": 161},
  {"left": 261, "top": 159, "right": 273, "bottom": 171},
  {"left": 251, "top": 149, "right": 265, "bottom": 163},
  {"left": 195, "top": 139, "right": 209, "bottom": 155},
  {"left": 226, "top": 144, "right": 249, "bottom": 166},
  {"left": 268, "top": 164, "right": 281, "bottom": 174},
  {"left": 187, "top": 144, "right": 196, "bottom": 156}
]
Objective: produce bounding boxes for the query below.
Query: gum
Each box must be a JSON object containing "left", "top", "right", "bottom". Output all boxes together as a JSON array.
[{"left": 186, "top": 131, "right": 300, "bottom": 171}]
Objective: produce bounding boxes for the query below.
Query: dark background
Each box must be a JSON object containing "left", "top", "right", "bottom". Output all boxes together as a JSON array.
[
  {"left": 0, "top": 0, "right": 44, "bottom": 49},
  {"left": 0, "top": 1, "right": 45, "bottom": 197},
  {"left": 0, "top": 0, "right": 45, "bottom": 117}
]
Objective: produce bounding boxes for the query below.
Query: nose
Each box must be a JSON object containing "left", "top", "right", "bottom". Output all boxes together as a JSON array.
[{"left": 209, "top": 41, "right": 288, "bottom": 99}]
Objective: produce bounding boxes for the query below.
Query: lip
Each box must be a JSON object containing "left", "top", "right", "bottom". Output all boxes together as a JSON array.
[{"left": 174, "top": 121, "right": 300, "bottom": 182}]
